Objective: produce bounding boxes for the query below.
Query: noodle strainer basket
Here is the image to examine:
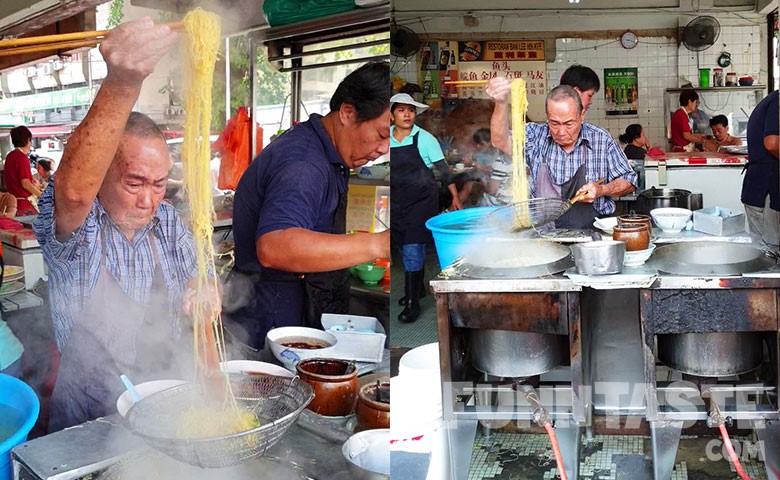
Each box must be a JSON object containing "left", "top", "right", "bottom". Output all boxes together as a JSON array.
[{"left": 124, "top": 373, "right": 314, "bottom": 468}]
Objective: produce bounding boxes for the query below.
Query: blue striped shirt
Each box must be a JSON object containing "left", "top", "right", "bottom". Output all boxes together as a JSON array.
[
  {"left": 524, "top": 122, "right": 637, "bottom": 215},
  {"left": 33, "top": 179, "right": 197, "bottom": 350}
]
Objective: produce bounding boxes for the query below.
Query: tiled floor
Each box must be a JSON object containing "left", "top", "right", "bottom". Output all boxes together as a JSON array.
[
  {"left": 388, "top": 245, "right": 441, "bottom": 349},
  {"left": 468, "top": 433, "right": 769, "bottom": 480}
]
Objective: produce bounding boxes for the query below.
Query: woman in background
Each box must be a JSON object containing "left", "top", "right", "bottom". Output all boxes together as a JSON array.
[
  {"left": 620, "top": 124, "right": 650, "bottom": 159},
  {"left": 35, "top": 158, "right": 54, "bottom": 192},
  {"left": 670, "top": 90, "right": 707, "bottom": 152},
  {"left": 390, "top": 93, "right": 460, "bottom": 324}
]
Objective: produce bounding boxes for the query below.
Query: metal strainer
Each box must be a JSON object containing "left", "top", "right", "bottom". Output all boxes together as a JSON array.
[
  {"left": 124, "top": 373, "right": 314, "bottom": 468},
  {"left": 487, "top": 179, "right": 605, "bottom": 232}
]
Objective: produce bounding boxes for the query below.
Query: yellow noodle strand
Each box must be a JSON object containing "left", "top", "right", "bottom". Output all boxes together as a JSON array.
[{"left": 510, "top": 79, "right": 531, "bottom": 228}]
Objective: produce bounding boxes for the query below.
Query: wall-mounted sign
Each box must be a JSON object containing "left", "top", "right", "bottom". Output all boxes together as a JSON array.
[
  {"left": 604, "top": 68, "right": 638, "bottom": 116},
  {"left": 456, "top": 60, "right": 547, "bottom": 122},
  {"left": 418, "top": 40, "right": 547, "bottom": 120},
  {"left": 0, "top": 86, "right": 92, "bottom": 115}
]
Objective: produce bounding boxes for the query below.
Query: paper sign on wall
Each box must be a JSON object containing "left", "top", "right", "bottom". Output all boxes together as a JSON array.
[{"left": 604, "top": 68, "right": 638, "bottom": 116}]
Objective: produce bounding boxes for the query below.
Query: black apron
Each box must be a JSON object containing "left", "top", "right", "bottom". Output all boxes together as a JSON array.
[
  {"left": 390, "top": 133, "right": 438, "bottom": 245},
  {"left": 301, "top": 167, "right": 351, "bottom": 329},
  {"left": 534, "top": 143, "right": 597, "bottom": 229}
]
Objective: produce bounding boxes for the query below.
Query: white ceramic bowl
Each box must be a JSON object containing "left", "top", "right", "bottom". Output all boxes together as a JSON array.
[
  {"left": 220, "top": 360, "right": 294, "bottom": 378},
  {"left": 593, "top": 216, "right": 618, "bottom": 235},
  {"left": 623, "top": 243, "right": 656, "bottom": 267},
  {"left": 342, "top": 428, "right": 391, "bottom": 477},
  {"left": 650, "top": 207, "right": 692, "bottom": 233},
  {"left": 266, "top": 326, "right": 338, "bottom": 370},
  {"left": 116, "top": 379, "right": 186, "bottom": 418},
  {"left": 356, "top": 164, "right": 390, "bottom": 180}
]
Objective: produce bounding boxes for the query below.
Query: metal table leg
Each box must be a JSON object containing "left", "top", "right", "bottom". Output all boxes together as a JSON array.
[{"left": 650, "top": 420, "right": 683, "bottom": 480}]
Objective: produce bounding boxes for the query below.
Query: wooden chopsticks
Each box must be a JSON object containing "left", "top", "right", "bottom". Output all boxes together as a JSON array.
[
  {"left": 0, "top": 22, "right": 182, "bottom": 57},
  {"left": 0, "top": 39, "right": 99, "bottom": 57}
]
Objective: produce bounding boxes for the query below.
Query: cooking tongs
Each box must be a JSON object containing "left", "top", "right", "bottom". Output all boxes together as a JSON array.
[
  {"left": 487, "top": 178, "right": 606, "bottom": 232},
  {"left": 0, "top": 22, "right": 181, "bottom": 57}
]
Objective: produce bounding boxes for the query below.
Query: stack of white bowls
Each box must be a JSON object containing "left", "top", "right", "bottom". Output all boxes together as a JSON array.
[{"left": 391, "top": 342, "right": 450, "bottom": 480}]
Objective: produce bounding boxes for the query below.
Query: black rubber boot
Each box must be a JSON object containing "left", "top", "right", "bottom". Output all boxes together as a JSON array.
[
  {"left": 398, "top": 270, "right": 426, "bottom": 306},
  {"left": 398, "top": 270, "right": 422, "bottom": 323}
]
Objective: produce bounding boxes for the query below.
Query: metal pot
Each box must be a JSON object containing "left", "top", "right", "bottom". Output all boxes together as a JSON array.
[
  {"left": 470, "top": 329, "right": 568, "bottom": 377},
  {"left": 570, "top": 240, "right": 626, "bottom": 275},
  {"left": 657, "top": 332, "right": 764, "bottom": 377},
  {"left": 636, "top": 188, "right": 691, "bottom": 214}
]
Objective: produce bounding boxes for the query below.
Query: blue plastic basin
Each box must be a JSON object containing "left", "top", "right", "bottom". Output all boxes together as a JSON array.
[
  {"left": 0, "top": 373, "right": 39, "bottom": 480},
  {"left": 425, "top": 207, "right": 499, "bottom": 270}
]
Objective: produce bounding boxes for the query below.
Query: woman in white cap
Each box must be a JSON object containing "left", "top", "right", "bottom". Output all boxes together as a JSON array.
[{"left": 390, "top": 93, "right": 461, "bottom": 324}]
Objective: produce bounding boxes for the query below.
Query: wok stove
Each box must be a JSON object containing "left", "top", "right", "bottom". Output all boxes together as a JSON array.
[
  {"left": 640, "top": 273, "right": 780, "bottom": 480},
  {"left": 431, "top": 272, "right": 587, "bottom": 480}
]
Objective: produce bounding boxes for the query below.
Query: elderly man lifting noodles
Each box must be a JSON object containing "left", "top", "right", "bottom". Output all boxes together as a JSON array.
[
  {"left": 486, "top": 77, "right": 637, "bottom": 229},
  {"left": 33, "top": 18, "right": 215, "bottom": 432}
]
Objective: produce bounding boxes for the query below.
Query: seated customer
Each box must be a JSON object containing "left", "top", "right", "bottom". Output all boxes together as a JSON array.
[
  {"left": 0, "top": 192, "right": 17, "bottom": 217},
  {"left": 619, "top": 124, "right": 650, "bottom": 159},
  {"left": 480, "top": 149, "right": 513, "bottom": 206},
  {"left": 703, "top": 115, "right": 742, "bottom": 152}
]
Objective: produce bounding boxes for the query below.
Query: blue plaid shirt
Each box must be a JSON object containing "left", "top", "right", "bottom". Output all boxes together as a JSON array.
[
  {"left": 33, "top": 179, "right": 197, "bottom": 351},
  {"left": 524, "top": 122, "right": 637, "bottom": 215}
]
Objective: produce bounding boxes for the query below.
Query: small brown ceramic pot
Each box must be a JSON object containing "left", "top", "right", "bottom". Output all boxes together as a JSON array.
[
  {"left": 296, "top": 358, "right": 358, "bottom": 417},
  {"left": 356, "top": 381, "right": 390, "bottom": 431},
  {"left": 613, "top": 225, "right": 650, "bottom": 251},
  {"left": 617, "top": 214, "right": 652, "bottom": 235}
]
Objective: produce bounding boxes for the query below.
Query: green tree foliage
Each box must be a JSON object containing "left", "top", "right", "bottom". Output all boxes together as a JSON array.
[
  {"left": 107, "top": 0, "right": 125, "bottom": 28},
  {"left": 211, "top": 37, "right": 288, "bottom": 131}
]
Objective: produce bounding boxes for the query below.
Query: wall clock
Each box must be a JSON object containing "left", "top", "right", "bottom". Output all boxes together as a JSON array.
[{"left": 620, "top": 31, "right": 638, "bottom": 49}]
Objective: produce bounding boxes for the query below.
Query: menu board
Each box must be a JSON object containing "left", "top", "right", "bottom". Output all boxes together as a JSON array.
[{"left": 418, "top": 40, "right": 547, "bottom": 122}]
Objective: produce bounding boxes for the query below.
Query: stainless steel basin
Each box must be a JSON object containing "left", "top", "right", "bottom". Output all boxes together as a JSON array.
[
  {"left": 470, "top": 329, "right": 568, "bottom": 378},
  {"left": 657, "top": 332, "right": 764, "bottom": 377}
]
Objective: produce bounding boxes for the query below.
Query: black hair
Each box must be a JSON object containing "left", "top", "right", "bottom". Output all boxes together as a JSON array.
[
  {"left": 36, "top": 158, "right": 53, "bottom": 173},
  {"left": 618, "top": 124, "right": 643, "bottom": 144},
  {"left": 329, "top": 61, "right": 390, "bottom": 122},
  {"left": 710, "top": 114, "right": 729, "bottom": 128},
  {"left": 124, "top": 111, "right": 165, "bottom": 141},
  {"left": 679, "top": 89, "right": 699, "bottom": 107},
  {"left": 560, "top": 64, "right": 600, "bottom": 93},
  {"left": 390, "top": 102, "right": 408, "bottom": 114},
  {"left": 546, "top": 85, "right": 583, "bottom": 115},
  {"left": 10, "top": 125, "right": 32, "bottom": 148},
  {"left": 472, "top": 128, "right": 491, "bottom": 145}
]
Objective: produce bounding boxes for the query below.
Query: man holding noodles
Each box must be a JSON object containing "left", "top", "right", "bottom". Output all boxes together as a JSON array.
[
  {"left": 34, "top": 18, "right": 214, "bottom": 432},
  {"left": 486, "top": 77, "right": 637, "bottom": 228}
]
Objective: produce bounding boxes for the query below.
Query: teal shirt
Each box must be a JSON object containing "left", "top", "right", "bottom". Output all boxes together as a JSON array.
[
  {"left": 390, "top": 124, "right": 444, "bottom": 169},
  {"left": 0, "top": 317, "right": 23, "bottom": 370}
]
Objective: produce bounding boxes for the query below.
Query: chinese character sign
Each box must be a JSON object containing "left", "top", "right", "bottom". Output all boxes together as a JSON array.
[
  {"left": 456, "top": 62, "right": 547, "bottom": 122},
  {"left": 604, "top": 68, "right": 638, "bottom": 116}
]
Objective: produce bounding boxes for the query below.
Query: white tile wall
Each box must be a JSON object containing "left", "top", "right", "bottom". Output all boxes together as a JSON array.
[{"left": 391, "top": 25, "right": 763, "bottom": 150}]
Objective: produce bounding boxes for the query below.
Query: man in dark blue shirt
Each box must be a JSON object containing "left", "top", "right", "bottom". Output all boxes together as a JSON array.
[
  {"left": 227, "top": 62, "right": 391, "bottom": 356},
  {"left": 741, "top": 90, "right": 779, "bottom": 251}
]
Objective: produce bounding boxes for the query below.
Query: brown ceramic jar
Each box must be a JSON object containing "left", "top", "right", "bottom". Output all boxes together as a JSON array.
[
  {"left": 296, "top": 358, "right": 358, "bottom": 417},
  {"left": 617, "top": 214, "right": 652, "bottom": 235},
  {"left": 613, "top": 225, "right": 650, "bottom": 251},
  {"left": 356, "top": 380, "right": 390, "bottom": 431}
]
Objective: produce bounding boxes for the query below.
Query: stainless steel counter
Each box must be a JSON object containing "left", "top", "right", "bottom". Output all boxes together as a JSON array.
[{"left": 12, "top": 411, "right": 359, "bottom": 480}]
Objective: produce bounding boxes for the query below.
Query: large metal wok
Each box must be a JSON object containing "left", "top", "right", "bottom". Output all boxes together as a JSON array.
[
  {"left": 454, "top": 238, "right": 574, "bottom": 279},
  {"left": 645, "top": 241, "right": 776, "bottom": 276}
]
